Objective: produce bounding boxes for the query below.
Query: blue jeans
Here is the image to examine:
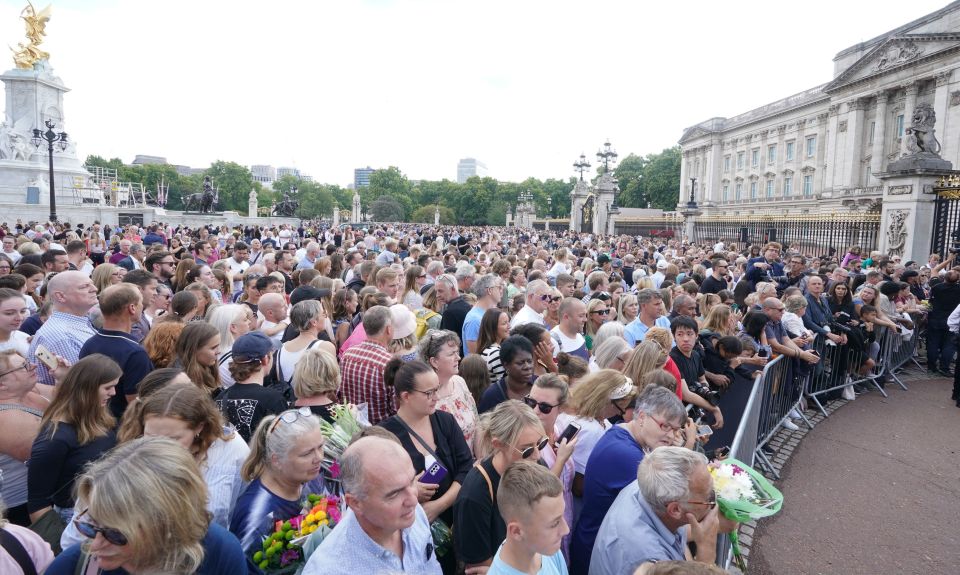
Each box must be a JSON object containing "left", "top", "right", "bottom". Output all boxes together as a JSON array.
[{"left": 926, "top": 327, "right": 955, "bottom": 371}]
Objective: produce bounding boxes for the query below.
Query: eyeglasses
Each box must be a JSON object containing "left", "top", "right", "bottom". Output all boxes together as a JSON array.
[
  {"left": 160, "top": 260, "right": 176, "bottom": 265},
  {"left": 74, "top": 510, "right": 128, "bottom": 546},
  {"left": 409, "top": 385, "right": 442, "bottom": 399},
  {"left": 645, "top": 412, "right": 682, "bottom": 434},
  {"left": 268, "top": 406, "right": 313, "bottom": 434},
  {"left": 513, "top": 436, "right": 549, "bottom": 459},
  {"left": 683, "top": 490, "right": 717, "bottom": 509},
  {"left": 522, "top": 395, "right": 560, "bottom": 414},
  {"left": 0, "top": 362, "right": 34, "bottom": 378},
  {"left": 591, "top": 309, "right": 610, "bottom": 316}
]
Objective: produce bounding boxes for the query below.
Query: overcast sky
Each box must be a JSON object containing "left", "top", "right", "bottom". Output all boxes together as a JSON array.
[{"left": 1, "top": 0, "right": 951, "bottom": 186}]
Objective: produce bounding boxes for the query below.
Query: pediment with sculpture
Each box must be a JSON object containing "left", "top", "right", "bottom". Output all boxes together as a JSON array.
[{"left": 824, "top": 34, "right": 960, "bottom": 93}]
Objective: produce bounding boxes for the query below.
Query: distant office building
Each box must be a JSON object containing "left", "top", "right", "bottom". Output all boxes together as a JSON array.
[
  {"left": 250, "top": 165, "right": 276, "bottom": 185},
  {"left": 457, "top": 158, "right": 487, "bottom": 183},
  {"left": 131, "top": 155, "right": 167, "bottom": 165},
  {"left": 277, "top": 167, "right": 301, "bottom": 180},
  {"left": 354, "top": 166, "right": 375, "bottom": 189}
]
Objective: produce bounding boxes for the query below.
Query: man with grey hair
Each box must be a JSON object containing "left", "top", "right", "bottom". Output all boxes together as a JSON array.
[
  {"left": 510, "top": 279, "right": 550, "bottom": 329},
  {"left": 297, "top": 241, "right": 321, "bottom": 270},
  {"left": 624, "top": 288, "right": 671, "bottom": 346},
  {"left": 117, "top": 243, "right": 145, "bottom": 271},
  {"left": 303, "top": 436, "right": 441, "bottom": 574},
  {"left": 341, "top": 305, "right": 395, "bottom": 424},
  {"left": 462, "top": 273, "right": 503, "bottom": 355},
  {"left": 440, "top": 270, "right": 472, "bottom": 339},
  {"left": 570, "top": 386, "right": 690, "bottom": 574},
  {"left": 422, "top": 260, "right": 445, "bottom": 293},
  {"left": 670, "top": 294, "right": 698, "bottom": 320},
  {"left": 591, "top": 446, "right": 732, "bottom": 574}
]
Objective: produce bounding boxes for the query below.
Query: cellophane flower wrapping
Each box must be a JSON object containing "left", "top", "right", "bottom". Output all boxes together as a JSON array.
[{"left": 709, "top": 458, "right": 783, "bottom": 523}]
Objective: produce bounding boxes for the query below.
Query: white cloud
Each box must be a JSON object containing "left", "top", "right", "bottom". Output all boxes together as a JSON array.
[{"left": 0, "top": 0, "right": 949, "bottom": 186}]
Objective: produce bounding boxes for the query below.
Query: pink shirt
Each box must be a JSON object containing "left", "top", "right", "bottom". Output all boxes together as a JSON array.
[{"left": 0, "top": 524, "right": 54, "bottom": 574}]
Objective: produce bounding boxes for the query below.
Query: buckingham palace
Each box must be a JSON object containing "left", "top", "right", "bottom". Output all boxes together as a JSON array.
[{"left": 678, "top": 1, "right": 960, "bottom": 245}]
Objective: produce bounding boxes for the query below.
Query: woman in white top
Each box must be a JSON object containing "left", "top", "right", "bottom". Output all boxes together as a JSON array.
[
  {"left": 419, "top": 329, "right": 479, "bottom": 453},
  {"left": 401, "top": 265, "right": 426, "bottom": 310},
  {"left": 0, "top": 288, "right": 30, "bottom": 355},
  {"left": 208, "top": 304, "right": 256, "bottom": 388},
  {"left": 546, "top": 248, "right": 571, "bottom": 280},
  {"left": 276, "top": 300, "right": 336, "bottom": 384}
]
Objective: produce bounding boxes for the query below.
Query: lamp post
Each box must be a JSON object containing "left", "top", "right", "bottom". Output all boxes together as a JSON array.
[
  {"left": 688, "top": 177, "right": 698, "bottom": 209},
  {"left": 596, "top": 140, "right": 618, "bottom": 174},
  {"left": 573, "top": 153, "right": 591, "bottom": 181},
  {"left": 30, "top": 120, "right": 68, "bottom": 223}
]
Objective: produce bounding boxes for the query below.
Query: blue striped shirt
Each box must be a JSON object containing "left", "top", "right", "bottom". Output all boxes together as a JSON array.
[{"left": 28, "top": 312, "right": 96, "bottom": 385}]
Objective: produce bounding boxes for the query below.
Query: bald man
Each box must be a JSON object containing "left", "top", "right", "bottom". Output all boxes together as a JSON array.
[
  {"left": 28, "top": 270, "right": 99, "bottom": 385},
  {"left": 302, "top": 436, "right": 441, "bottom": 575},
  {"left": 257, "top": 292, "right": 289, "bottom": 349}
]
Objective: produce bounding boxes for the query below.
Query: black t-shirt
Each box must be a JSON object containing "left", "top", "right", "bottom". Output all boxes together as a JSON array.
[
  {"left": 440, "top": 297, "right": 471, "bottom": 339},
  {"left": 307, "top": 403, "right": 337, "bottom": 424},
  {"left": 28, "top": 424, "right": 117, "bottom": 512},
  {"left": 216, "top": 383, "right": 289, "bottom": 442},
  {"left": 453, "top": 457, "right": 505, "bottom": 565},
  {"left": 699, "top": 274, "right": 727, "bottom": 295},
  {"left": 670, "top": 347, "right": 704, "bottom": 389}
]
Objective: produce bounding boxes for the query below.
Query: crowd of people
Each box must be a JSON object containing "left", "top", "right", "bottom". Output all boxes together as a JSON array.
[{"left": 0, "top": 217, "right": 940, "bottom": 575}]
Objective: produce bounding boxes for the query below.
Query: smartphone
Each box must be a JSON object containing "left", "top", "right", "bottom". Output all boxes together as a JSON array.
[
  {"left": 697, "top": 424, "right": 714, "bottom": 438},
  {"left": 35, "top": 344, "right": 58, "bottom": 371},
  {"left": 420, "top": 461, "right": 448, "bottom": 484},
  {"left": 731, "top": 304, "right": 740, "bottom": 313},
  {"left": 558, "top": 422, "right": 581, "bottom": 444}
]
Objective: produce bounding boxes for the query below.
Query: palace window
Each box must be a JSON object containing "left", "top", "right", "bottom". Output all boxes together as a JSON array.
[
  {"left": 784, "top": 176, "right": 792, "bottom": 196},
  {"left": 751, "top": 149, "right": 760, "bottom": 168},
  {"left": 803, "top": 174, "right": 813, "bottom": 196},
  {"left": 805, "top": 136, "right": 816, "bottom": 158},
  {"left": 724, "top": 156, "right": 731, "bottom": 173},
  {"left": 735, "top": 182, "right": 743, "bottom": 200},
  {"left": 750, "top": 181, "right": 757, "bottom": 199},
  {"left": 766, "top": 179, "right": 774, "bottom": 197},
  {"left": 723, "top": 184, "right": 729, "bottom": 201},
  {"left": 767, "top": 144, "right": 777, "bottom": 164},
  {"left": 869, "top": 121, "right": 876, "bottom": 144},
  {"left": 896, "top": 114, "right": 905, "bottom": 138},
  {"left": 785, "top": 141, "right": 795, "bottom": 161},
  {"left": 737, "top": 151, "right": 745, "bottom": 170}
]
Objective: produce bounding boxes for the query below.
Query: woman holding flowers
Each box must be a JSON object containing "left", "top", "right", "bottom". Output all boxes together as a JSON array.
[{"left": 229, "top": 408, "right": 325, "bottom": 557}]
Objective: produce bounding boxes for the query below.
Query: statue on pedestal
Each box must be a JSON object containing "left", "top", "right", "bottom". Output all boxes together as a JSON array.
[
  {"left": 183, "top": 176, "right": 217, "bottom": 213},
  {"left": 904, "top": 103, "right": 941, "bottom": 156},
  {"left": 11, "top": 2, "right": 51, "bottom": 70}
]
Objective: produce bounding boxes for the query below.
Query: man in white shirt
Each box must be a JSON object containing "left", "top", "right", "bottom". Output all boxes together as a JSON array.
[
  {"left": 227, "top": 242, "right": 251, "bottom": 292},
  {"left": 510, "top": 279, "right": 550, "bottom": 329},
  {"left": 651, "top": 259, "right": 668, "bottom": 289},
  {"left": 551, "top": 298, "right": 589, "bottom": 361},
  {"left": 257, "top": 292, "right": 289, "bottom": 349}
]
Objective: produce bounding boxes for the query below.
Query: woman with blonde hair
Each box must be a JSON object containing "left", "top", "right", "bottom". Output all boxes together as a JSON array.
[
  {"left": 388, "top": 303, "right": 419, "bottom": 361},
  {"left": 555, "top": 369, "right": 637, "bottom": 497},
  {"left": 543, "top": 287, "right": 563, "bottom": 329},
  {"left": 292, "top": 347, "right": 341, "bottom": 423},
  {"left": 701, "top": 303, "right": 738, "bottom": 337},
  {"left": 453, "top": 399, "right": 546, "bottom": 569},
  {"left": 592, "top": 321, "right": 625, "bottom": 353},
  {"left": 27, "top": 355, "right": 121, "bottom": 527},
  {"left": 590, "top": 335, "right": 632, "bottom": 372},
  {"left": 616, "top": 292, "right": 638, "bottom": 324},
  {"left": 230, "top": 408, "right": 325, "bottom": 557},
  {"left": 91, "top": 263, "right": 123, "bottom": 294},
  {"left": 697, "top": 293, "right": 722, "bottom": 326},
  {"left": 175, "top": 322, "right": 221, "bottom": 395},
  {"left": 208, "top": 303, "right": 255, "bottom": 388},
  {"left": 584, "top": 297, "right": 610, "bottom": 350},
  {"left": 184, "top": 282, "right": 213, "bottom": 319},
  {"left": 46, "top": 437, "right": 246, "bottom": 574}
]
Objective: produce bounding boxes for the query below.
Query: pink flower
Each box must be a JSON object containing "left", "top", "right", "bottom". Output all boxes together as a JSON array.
[
  {"left": 279, "top": 549, "right": 301, "bottom": 567},
  {"left": 329, "top": 462, "right": 341, "bottom": 478}
]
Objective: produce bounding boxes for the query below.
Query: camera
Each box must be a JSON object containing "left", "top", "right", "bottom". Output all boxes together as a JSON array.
[
  {"left": 829, "top": 311, "right": 854, "bottom": 335},
  {"left": 688, "top": 382, "right": 721, "bottom": 407}
]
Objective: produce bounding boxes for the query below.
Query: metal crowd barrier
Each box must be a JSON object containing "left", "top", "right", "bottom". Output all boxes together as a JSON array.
[
  {"left": 887, "top": 325, "right": 922, "bottom": 387},
  {"left": 753, "top": 354, "right": 813, "bottom": 479}
]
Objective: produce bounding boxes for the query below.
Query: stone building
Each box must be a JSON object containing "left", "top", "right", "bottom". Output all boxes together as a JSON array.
[{"left": 678, "top": 1, "right": 960, "bottom": 226}]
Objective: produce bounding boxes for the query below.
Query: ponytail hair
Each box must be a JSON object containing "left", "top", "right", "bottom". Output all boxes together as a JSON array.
[
  {"left": 384, "top": 359, "right": 433, "bottom": 399},
  {"left": 475, "top": 399, "right": 541, "bottom": 459}
]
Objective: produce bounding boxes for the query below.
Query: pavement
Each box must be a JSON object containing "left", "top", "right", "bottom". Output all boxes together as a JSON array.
[{"left": 747, "top": 371, "right": 960, "bottom": 575}]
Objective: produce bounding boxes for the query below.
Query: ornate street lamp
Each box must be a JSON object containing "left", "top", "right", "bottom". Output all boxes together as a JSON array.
[
  {"left": 688, "top": 177, "right": 698, "bottom": 209},
  {"left": 573, "top": 153, "right": 591, "bottom": 181},
  {"left": 596, "top": 140, "right": 618, "bottom": 174},
  {"left": 30, "top": 120, "right": 68, "bottom": 222}
]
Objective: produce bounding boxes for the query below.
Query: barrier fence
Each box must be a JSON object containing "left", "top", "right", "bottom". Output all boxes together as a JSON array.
[{"left": 714, "top": 323, "right": 920, "bottom": 569}]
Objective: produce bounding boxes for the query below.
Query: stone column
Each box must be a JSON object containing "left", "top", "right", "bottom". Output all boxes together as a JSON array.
[
  {"left": 823, "top": 104, "right": 840, "bottom": 192},
  {"left": 934, "top": 71, "right": 952, "bottom": 150},
  {"left": 434, "top": 206, "right": 440, "bottom": 225},
  {"left": 843, "top": 99, "right": 865, "bottom": 189},
  {"left": 870, "top": 91, "right": 888, "bottom": 178},
  {"left": 900, "top": 83, "right": 918, "bottom": 157},
  {"left": 332, "top": 207, "right": 340, "bottom": 228},
  {"left": 248, "top": 189, "right": 258, "bottom": 217}
]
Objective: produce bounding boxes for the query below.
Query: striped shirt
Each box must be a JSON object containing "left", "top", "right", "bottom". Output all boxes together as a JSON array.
[
  {"left": 340, "top": 340, "right": 395, "bottom": 424},
  {"left": 28, "top": 312, "right": 97, "bottom": 385},
  {"left": 481, "top": 344, "right": 505, "bottom": 385}
]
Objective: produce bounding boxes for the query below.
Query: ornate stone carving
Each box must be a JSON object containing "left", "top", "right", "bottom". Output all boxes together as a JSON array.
[
  {"left": 838, "top": 120, "right": 848, "bottom": 133},
  {"left": 886, "top": 210, "right": 909, "bottom": 258},
  {"left": 923, "top": 184, "right": 935, "bottom": 194},
  {"left": 904, "top": 102, "right": 942, "bottom": 156},
  {"left": 950, "top": 90, "right": 960, "bottom": 106},
  {"left": 828, "top": 104, "right": 841, "bottom": 116},
  {"left": 888, "top": 185, "right": 913, "bottom": 195},
  {"left": 936, "top": 70, "right": 952, "bottom": 87},
  {"left": 876, "top": 41, "right": 924, "bottom": 72}
]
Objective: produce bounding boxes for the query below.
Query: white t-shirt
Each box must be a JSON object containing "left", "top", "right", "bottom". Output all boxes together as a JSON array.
[
  {"left": 227, "top": 258, "right": 250, "bottom": 291},
  {"left": 550, "top": 326, "right": 587, "bottom": 357},
  {"left": 510, "top": 305, "right": 545, "bottom": 329},
  {"left": 0, "top": 330, "right": 31, "bottom": 356},
  {"left": 555, "top": 414, "right": 611, "bottom": 474},
  {"left": 260, "top": 320, "right": 286, "bottom": 349}
]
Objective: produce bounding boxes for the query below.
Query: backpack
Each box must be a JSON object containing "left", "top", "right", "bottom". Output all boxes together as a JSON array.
[
  {"left": 414, "top": 309, "right": 439, "bottom": 339},
  {"left": 262, "top": 340, "right": 322, "bottom": 401}
]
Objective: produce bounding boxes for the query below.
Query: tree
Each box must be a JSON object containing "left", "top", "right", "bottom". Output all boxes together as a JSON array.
[
  {"left": 642, "top": 146, "right": 682, "bottom": 210},
  {"left": 615, "top": 154, "right": 649, "bottom": 208},
  {"left": 411, "top": 205, "right": 455, "bottom": 224},
  {"left": 205, "top": 161, "right": 255, "bottom": 212},
  {"left": 370, "top": 195, "right": 405, "bottom": 221}
]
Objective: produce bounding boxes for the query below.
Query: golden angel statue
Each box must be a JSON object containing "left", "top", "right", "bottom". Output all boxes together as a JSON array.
[{"left": 11, "top": 1, "right": 52, "bottom": 69}]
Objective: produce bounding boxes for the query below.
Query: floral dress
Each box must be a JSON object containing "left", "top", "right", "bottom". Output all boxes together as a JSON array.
[{"left": 435, "top": 375, "right": 479, "bottom": 455}]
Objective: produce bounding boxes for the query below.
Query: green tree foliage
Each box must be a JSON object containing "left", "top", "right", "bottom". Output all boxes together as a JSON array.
[
  {"left": 642, "top": 146, "right": 682, "bottom": 210},
  {"left": 204, "top": 161, "right": 255, "bottom": 213},
  {"left": 614, "top": 154, "right": 649, "bottom": 208},
  {"left": 370, "top": 195, "right": 405, "bottom": 222},
  {"left": 411, "top": 205, "right": 455, "bottom": 224}
]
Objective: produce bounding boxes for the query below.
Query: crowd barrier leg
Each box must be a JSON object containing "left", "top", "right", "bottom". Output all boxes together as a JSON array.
[{"left": 749, "top": 355, "right": 812, "bottom": 480}]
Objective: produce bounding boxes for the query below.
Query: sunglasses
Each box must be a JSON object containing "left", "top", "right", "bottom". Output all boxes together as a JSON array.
[
  {"left": 513, "top": 436, "right": 549, "bottom": 459},
  {"left": 522, "top": 395, "right": 560, "bottom": 414},
  {"left": 268, "top": 406, "right": 312, "bottom": 434},
  {"left": 74, "top": 510, "right": 128, "bottom": 546},
  {"left": 591, "top": 309, "right": 611, "bottom": 316}
]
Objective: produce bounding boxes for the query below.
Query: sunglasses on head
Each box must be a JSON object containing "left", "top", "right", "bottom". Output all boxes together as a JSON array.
[
  {"left": 523, "top": 395, "right": 560, "bottom": 414},
  {"left": 513, "top": 436, "right": 549, "bottom": 459},
  {"left": 268, "top": 406, "right": 312, "bottom": 434},
  {"left": 74, "top": 509, "right": 128, "bottom": 546}
]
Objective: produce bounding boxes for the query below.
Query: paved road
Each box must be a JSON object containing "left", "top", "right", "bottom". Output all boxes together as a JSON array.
[{"left": 748, "top": 373, "right": 960, "bottom": 575}]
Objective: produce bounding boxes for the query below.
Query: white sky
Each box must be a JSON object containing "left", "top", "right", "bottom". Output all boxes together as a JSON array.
[{"left": 1, "top": 0, "right": 951, "bottom": 186}]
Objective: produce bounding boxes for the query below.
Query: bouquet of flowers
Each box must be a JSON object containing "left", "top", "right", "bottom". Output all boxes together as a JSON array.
[
  {"left": 709, "top": 458, "right": 783, "bottom": 571},
  {"left": 251, "top": 493, "right": 342, "bottom": 574},
  {"left": 318, "top": 403, "right": 369, "bottom": 482}
]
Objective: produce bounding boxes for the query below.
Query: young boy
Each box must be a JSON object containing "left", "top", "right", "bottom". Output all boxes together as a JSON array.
[{"left": 488, "top": 461, "right": 569, "bottom": 575}]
